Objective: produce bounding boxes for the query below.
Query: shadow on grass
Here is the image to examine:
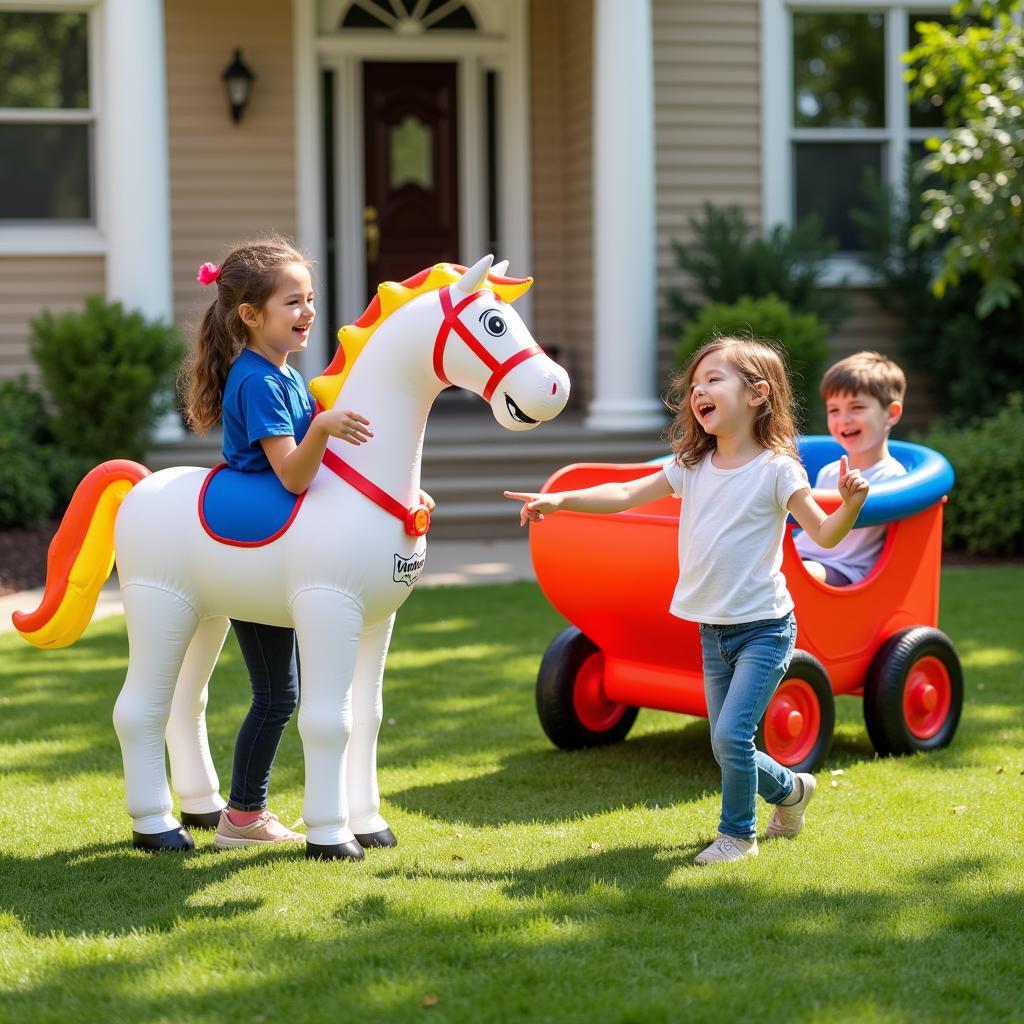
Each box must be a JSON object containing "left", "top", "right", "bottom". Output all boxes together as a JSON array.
[
  {"left": 1, "top": 848, "right": 1019, "bottom": 1022},
  {"left": 0, "top": 840, "right": 280, "bottom": 938}
]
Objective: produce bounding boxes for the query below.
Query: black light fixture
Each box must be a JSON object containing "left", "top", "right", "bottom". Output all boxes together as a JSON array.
[{"left": 221, "top": 49, "right": 255, "bottom": 124}]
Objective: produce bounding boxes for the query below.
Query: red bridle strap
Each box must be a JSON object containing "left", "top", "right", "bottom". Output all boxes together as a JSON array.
[
  {"left": 433, "top": 286, "right": 544, "bottom": 403},
  {"left": 321, "top": 448, "right": 430, "bottom": 536}
]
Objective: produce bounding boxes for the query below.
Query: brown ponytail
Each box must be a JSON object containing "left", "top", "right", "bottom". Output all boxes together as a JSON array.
[{"left": 179, "top": 237, "right": 310, "bottom": 434}]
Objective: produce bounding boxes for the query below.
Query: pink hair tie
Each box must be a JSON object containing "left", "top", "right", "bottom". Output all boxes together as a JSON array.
[{"left": 197, "top": 262, "right": 221, "bottom": 286}]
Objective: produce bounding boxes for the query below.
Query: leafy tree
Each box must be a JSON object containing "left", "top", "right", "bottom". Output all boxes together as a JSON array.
[
  {"left": 905, "top": 0, "right": 1024, "bottom": 316},
  {"left": 854, "top": 168, "right": 1024, "bottom": 423}
]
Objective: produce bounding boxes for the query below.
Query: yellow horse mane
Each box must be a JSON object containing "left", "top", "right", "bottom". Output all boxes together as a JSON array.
[{"left": 309, "top": 262, "right": 533, "bottom": 410}]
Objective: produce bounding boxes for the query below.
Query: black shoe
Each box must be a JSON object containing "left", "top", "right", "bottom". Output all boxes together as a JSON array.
[
  {"left": 180, "top": 809, "right": 223, "bottom": 830},
  {"left": 305, "top": 840, "right": 365, "bottom": 861},
  {"left": 355, "top": 828, "right": 398, "bottom": 848},
  {"left": 132, "top": 827, "right": 195, "bottom": 852}
]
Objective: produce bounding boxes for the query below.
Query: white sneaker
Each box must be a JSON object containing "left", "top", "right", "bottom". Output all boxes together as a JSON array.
[
  {"left": 694, "top": 833, "right": 758, "bottom": 865},
  {"left": 765, "top": 773, "right": 817, "bottom": 839}
]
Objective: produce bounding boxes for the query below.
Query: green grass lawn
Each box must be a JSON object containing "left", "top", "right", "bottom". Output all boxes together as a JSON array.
[{"left": 1, "top": 567, "right": 1022, "bottom": 1024}]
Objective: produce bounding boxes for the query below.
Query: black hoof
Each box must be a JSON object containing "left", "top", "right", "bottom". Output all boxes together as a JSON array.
[
  {"left": 132, "top": 827, "right": 195, "bottom": 852},
  {"left": 305, "top": 840, "right": 365, "bottom": 861},
  {"left": 355, "top": 828, "right": 398, "bottom": 849},
  {"left": 180, "top": 809, "right": 223, "bottom": 830}
]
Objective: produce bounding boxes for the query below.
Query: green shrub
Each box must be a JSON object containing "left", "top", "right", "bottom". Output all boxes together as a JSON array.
[
  {"left": 916, "top": 394, "right": 1024, "bottom": 555},
  {"left": 666, "top": 203, "right": 849, "bottom": 331},
  {"left": 0, "top": 427, "right": 55, "bottom": 529},
  {"left": 29, "top": 295, "right": 183, "bottom": 463},
  {"left": 0, "top": 375, "right": 50, "bottom": 443},
  {"left": 0, "top": 376, "right": 95, "bottom": 528},
  {"left": 677, "top": 294, "right": 831, "bottom": 430}
]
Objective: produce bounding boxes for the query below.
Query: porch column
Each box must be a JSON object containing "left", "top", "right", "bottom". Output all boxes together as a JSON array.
[
  {"left": 585, "top": 0, "right": 665, "bottom": 432},
  {"left": 103, "top": 0, "right": 182, "bottom": 440}
]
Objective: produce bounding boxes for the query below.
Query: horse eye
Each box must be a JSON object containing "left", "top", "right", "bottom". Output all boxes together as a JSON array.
[{"left": 483, "top": 313, "right": 507, "bottom": 337}]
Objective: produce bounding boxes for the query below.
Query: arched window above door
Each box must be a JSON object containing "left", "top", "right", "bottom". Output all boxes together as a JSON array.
[{"left": 325, "top": 0, "right": 478, "bottom": 33}]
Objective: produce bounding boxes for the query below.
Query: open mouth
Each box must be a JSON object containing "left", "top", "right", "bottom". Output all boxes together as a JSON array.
[
  {"left": 504, "top": 392, "right": 538, "bottom": 425},
  {"left": 294, "top": 322, "right": 312, "bottom": 336},
  {"left": 840, "top": 429, "right": 861, "bottom": 439},
  {"left": 696, "top": 401, "right": 716, "bottom": 420}
]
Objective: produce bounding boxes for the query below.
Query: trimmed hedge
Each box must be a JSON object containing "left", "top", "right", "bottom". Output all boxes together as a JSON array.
[{"left": 916, "top": 394, "right": 1024, "bottom": 556}]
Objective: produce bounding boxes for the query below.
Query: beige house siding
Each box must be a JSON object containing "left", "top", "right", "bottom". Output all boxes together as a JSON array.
[
  {"left": 165, "top": 0, "right": 297, "bottom": 340},
  {"left": 530, "top": 0, "right": 593, "bottom": 406},
  {"left": 653, "top": 0, "right": 762, "bottom": 390},
  {"left": 0, "top": 257, "right": 105, "bottom": 379}
]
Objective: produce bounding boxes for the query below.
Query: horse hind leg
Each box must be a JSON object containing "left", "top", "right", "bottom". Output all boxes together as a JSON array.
[
  {"left": 112, "top": 584, "right": 199, "bottom": 851},
  {"left": 347, "top": 613, "right": 397, "bottom": 849},
  {"left": 292, "top": 587, "right": 365, "bottom": 861},
  {"left": 166, "top": 616, "right": 231, "bottom": 830}
]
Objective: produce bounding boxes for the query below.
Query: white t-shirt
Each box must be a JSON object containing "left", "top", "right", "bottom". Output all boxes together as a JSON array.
[
  {"left": 794, "top": 455, "right": 906, "bottom": 582},
  {"left": 663, "top": 449, "right": 809, "bottom": 625}
]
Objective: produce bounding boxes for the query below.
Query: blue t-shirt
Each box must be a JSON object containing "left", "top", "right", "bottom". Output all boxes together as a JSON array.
[{"left": 221, "top": 348, "right": 314, "bottom": 472}]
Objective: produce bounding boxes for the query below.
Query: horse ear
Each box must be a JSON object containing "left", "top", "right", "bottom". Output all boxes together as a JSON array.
[
  {"left": 492, "top": 259, "right": 509, "bottom": 277},
  {"left": 452, "top": 254, "right": 493, "bottom": 299}
]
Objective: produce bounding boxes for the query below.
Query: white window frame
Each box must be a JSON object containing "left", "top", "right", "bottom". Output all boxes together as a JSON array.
[
  {"left": 761, "top": 0, "right": 950, "bottom": 285},
  {"left": 0, "top": 0, "right": 104, "bottom": 255}
]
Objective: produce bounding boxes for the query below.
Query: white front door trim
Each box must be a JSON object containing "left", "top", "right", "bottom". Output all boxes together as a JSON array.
[{"left": 292, "top": 0, "right": 531, "bottom": 378}]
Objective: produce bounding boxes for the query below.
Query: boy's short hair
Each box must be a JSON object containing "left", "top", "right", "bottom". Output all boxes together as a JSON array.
[{"left": 820, "top": 351, "right": 906, "bottom": 407}]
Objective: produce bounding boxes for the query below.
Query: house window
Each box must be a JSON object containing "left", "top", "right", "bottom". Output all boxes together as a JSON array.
[
  {"left": 765, "top": 1, "right": 949, "bottom": 260},
  {"left": 0, "top": 10, "right": 94, "bottom": 223},
  {"left": 338, "top": 0, "right": 477, "bottom": 32}
]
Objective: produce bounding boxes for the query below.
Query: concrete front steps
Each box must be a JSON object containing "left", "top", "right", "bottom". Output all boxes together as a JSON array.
[{"left": 146, "top": 410, "right": 669, "bottom": 539}]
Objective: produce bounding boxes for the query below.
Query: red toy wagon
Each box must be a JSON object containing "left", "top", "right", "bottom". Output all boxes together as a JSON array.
[{"left": 530, "top": 437, "right": 962, "bottom": 772}]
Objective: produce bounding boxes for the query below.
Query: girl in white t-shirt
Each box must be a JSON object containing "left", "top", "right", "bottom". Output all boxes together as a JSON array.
[{"left": 506, "top": 337, "right": 869, "bottom": 864}]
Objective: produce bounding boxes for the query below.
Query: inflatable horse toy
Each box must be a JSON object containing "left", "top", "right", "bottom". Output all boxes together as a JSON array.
[{"left": 13, "top": 255, "right": 569, "bottom": 860}]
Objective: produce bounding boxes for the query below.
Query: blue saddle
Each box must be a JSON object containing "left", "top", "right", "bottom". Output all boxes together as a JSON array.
[{"left": 199, "top": 465, "right": 303, "bottom": 545}]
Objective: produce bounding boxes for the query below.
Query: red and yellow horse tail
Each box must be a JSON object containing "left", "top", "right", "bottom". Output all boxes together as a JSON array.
[{"left": 12, "top": 460, "right": 150, "bottom": 649}]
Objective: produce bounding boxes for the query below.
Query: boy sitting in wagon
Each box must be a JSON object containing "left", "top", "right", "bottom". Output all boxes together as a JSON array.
[{"left": 797, "top": 351, "right": 908, "bottom": 586}]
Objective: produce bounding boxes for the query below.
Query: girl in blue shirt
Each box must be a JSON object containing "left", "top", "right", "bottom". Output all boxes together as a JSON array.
[{"left": 181, "top": 238, "right": 374, "bottom": 847}]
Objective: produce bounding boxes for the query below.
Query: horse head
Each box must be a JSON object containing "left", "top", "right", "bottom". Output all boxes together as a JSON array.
[
  {"left": 435, "top": 255, "right": 570, "bottom": 431},
  {"left": 309, "top": 255, "right": 569, "bottom": 431}
]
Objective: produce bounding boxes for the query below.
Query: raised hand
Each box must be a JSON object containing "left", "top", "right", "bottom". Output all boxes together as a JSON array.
[
  {"left": 837, "top": 455, "right": 869, "bottom": 511},
  {"left": 503, "top": 490, "right": 561, "bottom": 527},
  {"left": 318, "top": 408, "right": 373, "bottom": 446}
]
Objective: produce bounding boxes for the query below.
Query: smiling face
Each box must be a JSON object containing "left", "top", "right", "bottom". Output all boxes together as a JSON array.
[
  {"left": 689, "top": 353, "right": 766, "bottom": 438},
  {"left": 240, "top": 262, "right": 316, "bottom": 365},
  {"left": 826, "top": 389, "right": 902, "bottom": 464}
]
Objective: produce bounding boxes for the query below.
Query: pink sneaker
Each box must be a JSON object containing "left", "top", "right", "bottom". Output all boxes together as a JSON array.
[{"left": 213, "top": 810, "right": 304, "bottom": 849}]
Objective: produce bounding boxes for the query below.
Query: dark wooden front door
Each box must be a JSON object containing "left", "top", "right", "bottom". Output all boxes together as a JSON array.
[{"left": 362, "top": 62, "right": 459, "bottom": 297}]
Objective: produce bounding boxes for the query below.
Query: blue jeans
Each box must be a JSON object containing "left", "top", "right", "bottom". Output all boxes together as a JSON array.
[
  {"left": 228, "top": 619, "right": 300, "bottom": 811},
  {"left": 699, "top": 613, "right": 798, "bottom": 840}
]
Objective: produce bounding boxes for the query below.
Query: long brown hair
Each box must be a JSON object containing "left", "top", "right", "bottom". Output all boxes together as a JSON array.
[
  {"left": 665, "top": 336, "right": 801, "bottom": 468},
  {"left": 179, "top": 237, "right": 310, "bottom": 434}
]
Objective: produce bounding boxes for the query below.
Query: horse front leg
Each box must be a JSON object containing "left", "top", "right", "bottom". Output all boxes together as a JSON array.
[
  {"left": 291, "top": 587, "right": 365, "bottom": 861},
  {"left": 348, "top": 613, "right": 397, "bottom": 848},
  {"left": 165, "top": 615, "right": 231, "bottom": 830},
  {"left": 112, "top": 584, "right": 199, "bottom": 851}
]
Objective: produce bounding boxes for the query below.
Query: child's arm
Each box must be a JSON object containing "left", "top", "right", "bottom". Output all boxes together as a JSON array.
[
  {"left": 787, "top": 455, "right": 869, "bottom": 549},
  {"left": 261, "top": 408, "right": 373, "bottom": 494},
  {"left": 504, "top": 470, "right": 673, "bottom": 527}
]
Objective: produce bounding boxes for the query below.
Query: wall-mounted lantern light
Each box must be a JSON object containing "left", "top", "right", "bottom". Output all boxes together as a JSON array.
[{"left": 221, "top": 49, "right": 255, "bottom": 124}]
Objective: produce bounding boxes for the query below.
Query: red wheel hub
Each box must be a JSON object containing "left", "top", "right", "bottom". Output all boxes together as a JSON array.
[
  {"left": 763, "top": 679, "right": 821, "bottom": 765},
  {"left": 572, "top": 652, "right": 628, "bottom": 733},
  {"left": 903, "top": 655, "right": 952, "bottom": 739}
]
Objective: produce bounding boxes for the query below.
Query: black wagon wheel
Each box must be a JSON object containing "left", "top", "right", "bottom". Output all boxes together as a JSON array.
[
  {"left": 863, "top": 627, "right": 963, "bottom": 756},
  {"left": 756, "top": 650, "right": 835, "bottom": 774},
  {"left": 535, "top": 627, "right": 639, "bottom": 750}
]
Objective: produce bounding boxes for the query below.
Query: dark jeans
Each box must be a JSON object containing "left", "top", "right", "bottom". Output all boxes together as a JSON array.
[{"left": 228, "top": 619, "right": 300, "bottom": 811}]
